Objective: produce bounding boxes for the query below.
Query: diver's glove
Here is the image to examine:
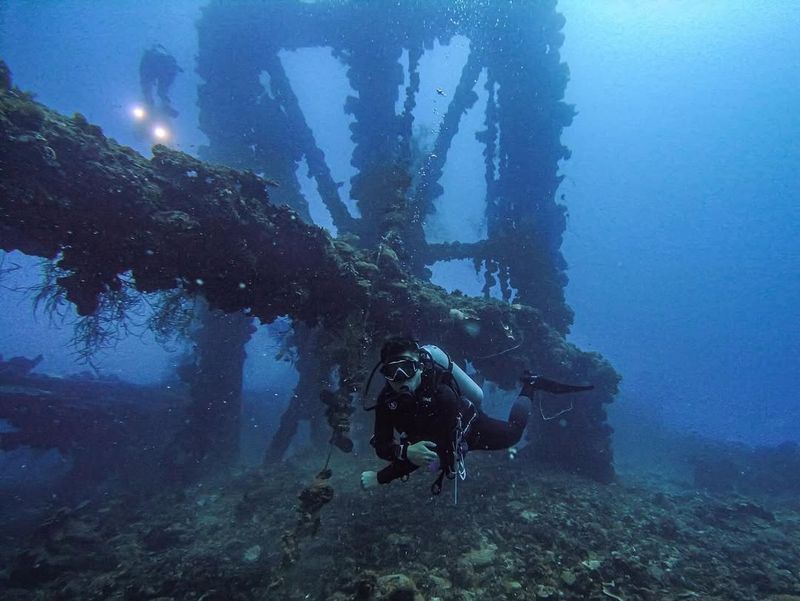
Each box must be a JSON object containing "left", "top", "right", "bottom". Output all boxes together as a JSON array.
[
  {"left": 407, "top": 440, "right": 438, "bottom": 467},
  {"left": 360, "top": 470, "right": 379, "bottom": 490}
]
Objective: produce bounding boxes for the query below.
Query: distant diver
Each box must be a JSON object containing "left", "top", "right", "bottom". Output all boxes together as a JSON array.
[
  {"left": 139, "top": 44, "right": 183, "bottom": 119},
  {"left": 360, "top": 337, "right": 593, "bottom": 501}
]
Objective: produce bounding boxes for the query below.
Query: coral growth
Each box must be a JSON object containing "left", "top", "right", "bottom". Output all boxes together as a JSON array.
[
  {"left": 0, "top": 64, "right": 619, "bottom": 481},
  {"left": 2, "top": 452, "right": 799, "bottom": 600}
]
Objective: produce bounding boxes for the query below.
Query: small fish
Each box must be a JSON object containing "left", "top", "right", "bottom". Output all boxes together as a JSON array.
[{"left": 436, "top": 87, "right": 446, "bottom": 96}]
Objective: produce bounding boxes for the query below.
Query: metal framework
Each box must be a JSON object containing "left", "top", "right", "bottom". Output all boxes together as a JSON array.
[{"left": 197, "top": 0, "right": 575, "bottom": 332}]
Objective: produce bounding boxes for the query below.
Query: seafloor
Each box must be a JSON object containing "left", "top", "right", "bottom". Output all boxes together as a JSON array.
[{"left": 1, "top": 448, "right": 799, "bottom": 601}]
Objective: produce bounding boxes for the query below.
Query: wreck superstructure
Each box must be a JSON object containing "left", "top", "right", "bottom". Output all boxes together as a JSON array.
[{"left": 1, "top": 0, "right": 619, "bottom": 485}]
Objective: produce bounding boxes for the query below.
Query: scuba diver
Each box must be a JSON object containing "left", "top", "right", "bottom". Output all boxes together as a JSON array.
[
  {"left": 139, "top": 44, "right": 183, "bottom": 118},
  {"left": 360, "top": 337, "right": 593, "bottom": 499}
]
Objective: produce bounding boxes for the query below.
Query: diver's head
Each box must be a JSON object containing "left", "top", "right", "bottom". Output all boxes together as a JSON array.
[{"left": 380, "top": 336, "right": 423, "bottom": 394}]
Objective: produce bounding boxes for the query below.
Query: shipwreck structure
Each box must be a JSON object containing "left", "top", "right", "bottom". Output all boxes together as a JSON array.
[{"left": 0, "top": 0, "right": 620, "bottom": 484}]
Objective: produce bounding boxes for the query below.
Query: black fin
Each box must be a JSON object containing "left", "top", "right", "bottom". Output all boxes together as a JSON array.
[{"left": 520, "top": 371, "right": 593, "bottom": 396}]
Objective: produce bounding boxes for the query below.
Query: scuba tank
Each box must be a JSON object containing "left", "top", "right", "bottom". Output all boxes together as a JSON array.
[{"left": 421, "top": 345, "right": 483, "bottom": 406}]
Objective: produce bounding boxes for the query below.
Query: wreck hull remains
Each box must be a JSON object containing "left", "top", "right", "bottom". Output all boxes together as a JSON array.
[
  {"left": 1, "top": 0, "right": 619, "bottom": 485},
  {"left": 191, "top": 0, "right": 617, "bottom": 478}
]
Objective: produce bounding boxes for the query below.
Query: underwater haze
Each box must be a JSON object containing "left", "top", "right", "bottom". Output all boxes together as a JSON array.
[
  {"left": 2, "top": 0, "right": 798, "bottom": 446},
  {"left": 2, "top": 1, "right": 800, "bottom": 599},
  {"left": 559, "top": 0, "right": 800, "bottom": 449}
]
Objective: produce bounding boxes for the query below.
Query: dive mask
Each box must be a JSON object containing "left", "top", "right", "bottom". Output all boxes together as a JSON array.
[{"left": 380, "top": 358, "right": 419, "bottom": 383}]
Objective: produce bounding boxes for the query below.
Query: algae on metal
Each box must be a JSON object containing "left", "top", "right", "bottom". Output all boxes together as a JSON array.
[{"left": 0, "top": 61, "right": 619, "bottom": 481}]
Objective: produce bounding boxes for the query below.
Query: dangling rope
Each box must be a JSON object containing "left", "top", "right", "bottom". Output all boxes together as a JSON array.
[
  {"left": 321, "top": 440, "right": 335, "bottom": 473},
  {"left": 532, "top": 385, "right": 577, "bottom": 421},
  {"left": 539, "top": 396, "right": 574, "bottom": 421},
  {"left": 474, "top": 331, "right": 524, "bottom": 360}
]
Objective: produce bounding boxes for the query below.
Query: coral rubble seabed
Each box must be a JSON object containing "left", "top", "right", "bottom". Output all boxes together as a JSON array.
[{"left": 1, "top": 450, "right": 799, "bottom": 601}]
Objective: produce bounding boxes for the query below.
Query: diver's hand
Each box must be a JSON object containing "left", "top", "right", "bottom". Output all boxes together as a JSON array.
[
  {"left": 360, "top": 470, "right": 379, "bottom": 490},
  {"left": 407, "top": 440, "right": 438, "bottom": 467}
]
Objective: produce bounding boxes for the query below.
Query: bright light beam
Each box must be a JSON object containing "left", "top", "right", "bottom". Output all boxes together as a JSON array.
[{"left": 152, "top": 125, "right": 169, "bottom": 141}]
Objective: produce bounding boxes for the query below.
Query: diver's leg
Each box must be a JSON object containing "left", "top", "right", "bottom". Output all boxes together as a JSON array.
[
  {"left": 156, "top": 80, "right": 179, "bottom": 117},
  {"left": 140, "top": 75, "right": 155, "bottom": 107},
  {"left": 156, "top": 79, "right": 170, "bottom": 103},
  {"left": 466, "top": 398, "right": 530, "bottom": 451}
]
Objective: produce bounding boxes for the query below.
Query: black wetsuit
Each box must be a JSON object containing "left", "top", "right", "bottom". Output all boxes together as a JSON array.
[
  {"left": 139, "top": 46, "right": 182, "bottom": 117},
  {"left": 371, "top": 369, "right": 530, "bottom": 485}
]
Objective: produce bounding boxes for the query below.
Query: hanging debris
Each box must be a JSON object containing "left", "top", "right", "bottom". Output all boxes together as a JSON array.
[
  {"left": 269, "top": 468, "right": 334, "bottom": 591},
  {"left": 0, "top": 60, "right": 619, "bottom": 483}
]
